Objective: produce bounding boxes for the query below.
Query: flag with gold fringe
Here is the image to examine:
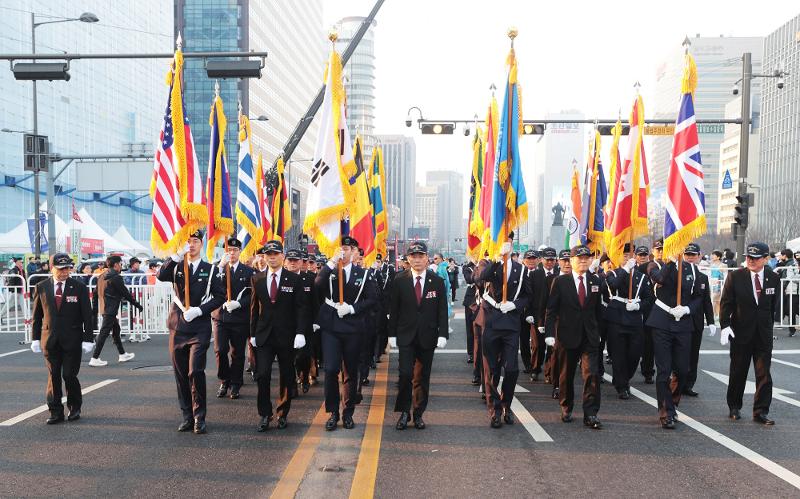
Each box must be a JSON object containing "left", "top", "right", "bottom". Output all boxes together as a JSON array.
[
  {"left": 566, "top": 167, "right": 582, "bottom": 249},
  {"left": 477, "top": 96, "right": 499, "bottom": 257},
  {"left": 467, "top": 128, "right": 484, "bottom": 262},
  {"left": 603, "top": 120, "right": 624, "bottom": 252},
  {"left": 579, "top": 131, "right": 607, "bottom": 253},
  {"left": 205, "top": 89, "right": 234, "bottom": 260},
  {"left": 235, "top": 112, "right": 263, "bottom": 260},
  {"left": 368, "top": 146, "right": 387, "bottom": 256},
  {"left": 344, "top": 136, "right": 376, "bottom": 266},
  {"left": 271, "top": 156, "right": 292, "bottom": 244}
]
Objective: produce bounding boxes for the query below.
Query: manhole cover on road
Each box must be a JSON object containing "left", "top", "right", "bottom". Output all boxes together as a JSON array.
[{"left": 131, "top": 365, "right": 173, "bottom": 372}]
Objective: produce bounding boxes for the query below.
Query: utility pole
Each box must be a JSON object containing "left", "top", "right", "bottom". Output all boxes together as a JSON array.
[
  {"left": 31, "top": 12, "right": 41, "bottom": 258},
  {"left": 735, "top": 52, "right": 752, "bottom": 264}
]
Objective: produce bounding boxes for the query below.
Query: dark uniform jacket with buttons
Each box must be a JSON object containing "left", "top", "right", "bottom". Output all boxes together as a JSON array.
[
  {"left": 602, "top": 267, "right": 653, "bottom": 328},
  {"left": 388, "top": 269, "right": 449, "bottom": 349},
  {"left": 158, "top": 258, "right": 226, "bottom": 334},
  {"left": 32, "top": 277, "right": 94, "bottom": 351},
  {"left": 250, "top": 269, "right": 308, "bottom": 348},
  {"left": 644, "top": 260, "right": 703, "bottom": 333},
  {"left": 720, "top": 267, "right": 779, "bottom": 345},
  {"left": 461, "top": 262, "right": 477, "bottom": 308},
  {"left": 315, "top": 263, "right": 379, "bottom": 334},
  {"left": 689, "top": 265, "right": 715, "bottom": 332},
  {"left": 545, "top": 272, "right": 603, "bottom": 349},
  {"left": 479, "top": 260, "right": 530, "bottom": 332},
  {"left": 210, "top": 262, "right": 255, "bottom": 325}
]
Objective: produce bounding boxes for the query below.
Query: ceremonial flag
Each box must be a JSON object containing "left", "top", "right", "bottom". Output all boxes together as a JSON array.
[
  {"left": 579, "top": 131, "right": 607, "bottom": 253},
  {"left": 271, "top": 156, "right": 292, "bottom": 243},
  {"left": 663, "top": 53, "right": 706, "bottom": 258},
  {"left": 477, "top": 96, "right": 499, "bottom": 256},
  {"left": 368, "top": 146, "right": 387, "bottom": 256},
  {"left": 489, "top": 46, "right": 527, "bottom": 257},
  {"left": 607, "top": 97, "right": 650, "bottom": 266},
  {"left": 467, "top": 129, "right": 484, "bottom": 262},
  {"left": 566, "top": 167, "right": 582, "bottom": 249},
  {"left": 206, "top": 91, "right": 234, "bottom": 260},
  {"left": 150, "top": 37, "right": 206, "bottom": 256},
  {"left": 303, "top": 45, "right": 353, "bottom": 257},
  {"left": 235, "top": 113, "right": 263, "bottom": 260},
  {"left": 345, "top": 136, "right": 376, "bottom": 266},
  {"left": 257, "top": 152, "right": 273, "bottom": 243},
  {"left": 603, "top": 120, "right": 623, "bottom": 251}
]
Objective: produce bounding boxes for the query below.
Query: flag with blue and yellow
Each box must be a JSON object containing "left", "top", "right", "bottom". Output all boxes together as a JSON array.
[
  {"left": 205, "top": 91, "right": 233, "bottom": 260},
  {"left": 235, "top": 113, "right": 263, "bottom": 260},
  {"left": 368, "top": 146, "right": 387, "bottom": 256}
]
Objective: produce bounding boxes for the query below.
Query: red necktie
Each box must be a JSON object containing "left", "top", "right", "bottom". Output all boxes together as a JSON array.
[
  {"left": 270, "top": 274, "right": 278, "bottom": 304},
  {"left": 578, "top": 275, "right": 586, "bottom": 307},
  {"left": 415, "top": 276, "right": 422, "bottom": 305},
  {"left": 55, "top": 281, "right": 63, "bottom": 309},
  {"left": 754, "top": 274, "right": 762, "bottom": 304}
]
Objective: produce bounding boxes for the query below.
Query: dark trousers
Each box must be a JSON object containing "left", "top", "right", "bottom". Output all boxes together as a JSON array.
[
  {"left": 375, "top": 311, "right": 388, "bottom": 359},
  {"left": 545, "top": 343, "right": 559, "bottom": 387},
  {"left": 93, "top": 314, "right": 125, "bottom": 358},
  {"left": 653, "top": 328, "right": 690, "bottom": 419},
  {"left": 597, "top": 320, "right": 608, "bottom": 377},
  {"left": 556, "top": 340, "right": 601, "bottom": 417},
  {"left": 518, "top": 317, "right": 532, "bottom": 371},
  {"left": 450, "top": 284, "right": 457, "bottom": 302},
  {"left": 483, "top": 327, "right": 519, "bottom": 415},
  {"left": 255, "top": 340, "right": 296, "bottom": 418},
  {"left": 358, "top": 330, "right": 375, "bottom": 384},
  {"left": 472, "top": 323, "right": 490, "bottom": 396},
  {"left": 212, "top": 321, "right": 248, "bottom": 388},
  {"left": 685, "top": 326, "right": 704, "bottom": 389},
  {"left": 322, "top": 329, "right": 361, "bottom": 417},
  {"left": 640, "top": 326, "right": 655, "bottom": 378},
  {"left": 727, "top": 337, "right": 773, "bottom": 416},
  {"left": 295, "top": 340, "right": 313, "bottom": 386},
  {"left": 311, "top": 329, "right": 322, "bottom": 376},
  {"left": 44, "top": 346, "right": 82, "bottom": 415},
  {"left": 607, "top": 324, "right": 643, "bottom": 393},
  {"left": 465, "top": 307, "right": 475, "bottom": 356},
  {"left": 169, "top": 330, "right": 210, "bottom": 421},
  {"left": 394, "top": 337, "right": 435, "bottom": 416},
  {"left": 530, "top": 325, "right": 546, "bottom": 374}
]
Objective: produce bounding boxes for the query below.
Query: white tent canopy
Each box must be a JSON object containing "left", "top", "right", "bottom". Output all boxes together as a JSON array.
[
  {"left": 0, "top": 206, "right": 70, "bottom": 254},
  {"left": 74, "top": 208, "right": 130, "bottom": 254},
  {"left": 112, "top": 226, "right": 150, "bottom": 257}
]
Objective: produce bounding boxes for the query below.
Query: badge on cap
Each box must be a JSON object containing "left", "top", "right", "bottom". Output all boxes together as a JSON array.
[
  {"left": 746, "top": 242, "right": 769, "bottom": 258},
  {"left": 570, "top": 245, "right": 591, "bottom": 257},
  {"left": 635, "top": 246, "right": 649, "bottom": 256},
  {"left": 286, "top": 249, "right": 302, "bottom": 260},
  {"left": 558, "top": 249, "right": 571, "bottom": 260},
  {"left": 542, "top": 247, "right": 557, "bottom": 259},
  {"left": 263, "top": 240, "right": 284, "bottom": 254},
  {"left": 407, "top": 241, "right": 428, "bottom": 255},
  {"left": 341, "top": 236, "right": 359, "bottom": 248},
  {"left": 226, "top": 237, "right": 242, "bottom": 249},
  {"left": 189, "top": 229, "right": 205, "bottom": 240},
  {"left": 52, "top": 253, "right": 74, "bottom": 269}
]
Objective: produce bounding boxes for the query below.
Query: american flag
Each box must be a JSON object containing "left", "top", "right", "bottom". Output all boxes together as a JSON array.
[{"left": 663, "top": 53, "right": 706, "bottom": 258}]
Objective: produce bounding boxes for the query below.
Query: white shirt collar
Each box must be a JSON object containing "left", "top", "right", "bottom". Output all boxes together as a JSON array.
[
  {"left": 267, "top": 267, "right": 282, "bottom": 281},
  {"left": 572, "top": 270, "right": 587, "bottom": 290},
  {"left": 411, "top": 268, "right": 426, "bottom": 281}
]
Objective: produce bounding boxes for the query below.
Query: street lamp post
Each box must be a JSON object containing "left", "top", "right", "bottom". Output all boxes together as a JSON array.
[{"left": 30, "top": 11, "right": 99, "bottom": 258}]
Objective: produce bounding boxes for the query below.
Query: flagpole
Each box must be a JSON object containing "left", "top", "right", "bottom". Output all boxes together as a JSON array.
[
  {"left": 224, "top": 239, "right": 231, "bottom": 301},
  {"left": 184, "top": 254, "right": 190, "bottom": 307},
  {"left": 502, "top": 28, "right": 517, "bottom": 304}
]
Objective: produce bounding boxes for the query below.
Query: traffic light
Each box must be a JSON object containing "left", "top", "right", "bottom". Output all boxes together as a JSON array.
[
  {"left": 734, "top": 193, "right": 750, "bottom": 228},
  {"left": 597, "top": 124, "right": 630, "bottom": 136},
  {"left": 420, "top": 123, "right": 455, "bottom": 135},
  {"left": 522, "top": 123, "right": 545, "bottom": 135}
]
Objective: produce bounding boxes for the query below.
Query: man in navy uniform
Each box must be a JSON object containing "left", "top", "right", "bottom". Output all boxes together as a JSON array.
[
  {"left": 285, "top": 248, "right": 314, "bottom": 394},
  {"left": 479, "top": 239, "right": 530, "bottom": 428},
  {"left": 533, "top": 247, "right": 559, "bottom": 384},
  {"left": 211, "top": 237, "right": 255, "bottom": 400},
  {"left": 645, "top": 246, "right": 703, "bottom": 429},
  {"left": 720, "top": 242, "right": 778, "bottom": 425},
  {"left": 679, "top": 243, "right": 715, "bottom": 397},
  {"left": 638, "top": 240, "right": 663, "bottom": 384},
  {"left": 30, "top": 253, "right": 94, "bottom": 424},
  {"left": 250, "top": 241, "right": 308, "bottom": 431},
  {"left": 389, "top": 242, "right": 448, "bottom": 430},
  {"left": 158, "top": 230, "right": 226, "bottom": 434},
  {"left": 519, "top": 249, "right": 540, "bottom": 375},
  {"left": 545, "top": 245, "right": 603, "bottom": 429},
  {"left": 315, "top": 236, "right": 379, "bottom": 430},
  {"left": 462, "top": 259, "right": 477, "bottom": 366}
]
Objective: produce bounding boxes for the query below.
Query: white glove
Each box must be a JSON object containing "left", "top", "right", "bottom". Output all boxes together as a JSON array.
[
  {"left": 336, "top": 303, "right": 355, "bottom": 318},
  {"left": 81, "top": 342, "right": 94, "bottom": 354},
  {"left": 293, "top": 334, "right": 306, "bottom": 349},
  {"left": 30, "top": 340, "right": 42, "bottom": 353},
  {"left": 313, "top": 324, "right": 320, "bottom": 332},
  {"left": 625, "top": 301, "right": 640, "bottom": 311},
  {"left": 499, "top": 301, "right": 516, "bottom": 313},
  {"left": 388, "top": 337, "right": 397, "bottom": 348},
  {"left": 500, "top": 242, "right": 512, "bottom": 256},
  {"left": 217, "top": 253, "right": 230, "bottom": 269},
  {"left": 249, "top": 337, "right": 257, "bottom": 347},
  {"left": 589, "top": 258, "right": 600, "bottom": 273},
  {"left": 545, "top": 337, "right": 556, "bottom": 347},
  {"left": 708, "top": 324, "right": 717, "bottom": 337},
  {"left": 171, "top": 243, "right": 190, "bottom": 262},
  {"left": 670, "top": 305, "right": 690, "bottom": 320},
  {"left": 525, "top": 316, "right": 535, "bottom": 324},
  {"left": 326, "top": 248, "right": 344, "bottom": 269},
  {"left": 623, "top": 258, "right": 636, "bottom": 272},
  {"left": 436, "top": 337, "right": 447, "bottom": 349},
  {"left": 223, "top": 300, "right": 241, "bottom": 313},
  {"left": 676, "top": 305, "right": 690, "bottom": 317},
  {"left": 183, "top": 306, "right": 202, "bottom": 322},
  {"left": 537, "top": 326, "right": 545, "bottom": 334},
  {"left": 720, "top": 327, "right": 734, "bottom": 346}
]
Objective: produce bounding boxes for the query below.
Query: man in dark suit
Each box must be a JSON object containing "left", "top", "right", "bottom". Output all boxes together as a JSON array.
[
  {"left": 719, "top": 242, "right": 778, "bottom": 425},
  {"left": 545, "top": 245, "right": 603, "bottom": 429},
  {"left": 250, "top": 241, "right": 308, "bottom": 431},
  {"left": 526, "top": 248, "right": 553, "bottom": 382},
  {"left": 315, "top": 236, "right": 379, "bottom": 430},
  {"left": 388, "top": 242, "right": 448, "bottom": 430},
  {"left": 638, "top": 241, "right": 663, "bottom": 384},
  {"left": 519, "top": 250, "right": 540, "bottom": 375},
  {"left": 645, "top": 249, "right": 704, "bottom": 429},
  {"left": 211, "top": 237, "right": 255, "bottom": 400},
  {"left": 90, "top": 255, "right": 142, "bottom": 366},
  {"left": 157, "top": 230, "right": 226, "bottom": 434},
  {"left": 679, "top": 243, "right": 716, "bottom": 397},
  {"left": 480, "top": 239, "right": 530, "bottom": 428},
  {"left": 30, "top": 253, "right": 94, "bottom": 424},
  {"left": 289, "top": 249, "right": 317, "bottom": 394},
  {"left": 543, "top": 249, "right": 569, "bottom": 398},
  {"left": 462, "top": 259, "right": 477, "bottom": 366},
  {"left": 373, "top": 253, "right": 393, "bottom": 366}
]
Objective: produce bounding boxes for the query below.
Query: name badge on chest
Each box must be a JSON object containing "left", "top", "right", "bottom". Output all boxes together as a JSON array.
[
  {"left": 591, "top": 285, "right": 599, "bottom": 293},
  {"left": 765, "top": 288, "right": 775, "bottom": 295},
  {"left": 66, "top": 295, "right": 78, "bottom": 303}
]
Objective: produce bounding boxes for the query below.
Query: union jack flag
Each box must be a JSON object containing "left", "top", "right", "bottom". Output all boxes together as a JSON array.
[{"left": 663, "top": 53, "right": 706, "bottom": 258}]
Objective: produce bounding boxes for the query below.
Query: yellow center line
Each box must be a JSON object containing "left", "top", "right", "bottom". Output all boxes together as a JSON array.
[
  {"left": 349, "top": 353, "right": 389, "bottom": 499},
  {"left": 269, "top": 401, "right": 328, "bottom": 499}
]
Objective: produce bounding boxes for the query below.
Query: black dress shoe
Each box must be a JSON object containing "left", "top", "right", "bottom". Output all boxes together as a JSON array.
[
  {"left": 729, "top": 409, "right": 742, "bottom": 420},
  {"left": 369, "top": 360, "right": 377, "bottom": 369},
  {"left": 325, "top": 413, "right": 339, "bottom": 431},
  {"left": 361, "top": 378, "right": 370, "bottom": 386},
  {"left": 471, "top": 375, "right": 480, "bottom": 386},
  {"left": 395, "top": 412, "right": 409, "bottom": 430},
  {"left": 583, "top": 415, "right": 602, "bottom": 429},
  {"left": 503, "top": 410, "right": 515, "bottom": 425},
  {"left": 302, "top": 383, "right": 310, "bottom": 393},
  {"left": 682, "top": 388, "right": 699, "bottom": 397},
  {"left": 342, "top": 416, "right": 355, "bottom": 429},
  {"left": 277, "top": 417, "right": 288, "bottom": 429},
  {"left": 661, "top": 417, "right": 676, "bottom": 429},
  {"left": 753, "top": 414, "right": 775, "bottom": 425},
  {"left": 467, "top": 355, "right": 474, "bottom": 364},
  {"left": 257, "top": 417, "right": 270, "bottom": 432},
  {"left": 46, "top": 414, "right": 65, "bottom": 425},
  {"left": 561, "top": 412, "right": 573, "bottom": 423},
  {"left": 413, "top": 415, "right": 425, "bottom": 429},
  {"left": 216, "top": 383, "right": 229, "bottom": 398},
  {"left": 552, "top": 387, "right": 560, "bottom": 399},
  {"left": 67, "top": 410, "right": 81, "bottom": 422},
  {"left": 530, "top": 373, "right": 539, "bottom": 382},
  {"left": 618, "top": 390, "right": 630, "bottom": 400},
  {"left": 229, "top": 387, "right": 240, "bottom": 399},
  {"left": 490, "top": 416, "right": 502, "bottom": 428},
  {"left": 193, "top": 420, "right": 207, "bottom": 434},
  {"left": 644, "top": 376, "right": 654, "bottom": 384},
  {"left": 177, "top": 419, "right": 193, "bottom": 432}
]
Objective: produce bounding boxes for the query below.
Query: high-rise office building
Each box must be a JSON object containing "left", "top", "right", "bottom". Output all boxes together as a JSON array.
[
  {"left": 376, "top": 134, "right": 416, "bottom": 240},
  {"left": 650, "top": 35, "right": 763, "bottom": 234},
  {"left": 426, "top": 170, "right": 464, "bottom": 249},
  {"left": 414, "top": 184, "right": 438, "bottom": 243}
]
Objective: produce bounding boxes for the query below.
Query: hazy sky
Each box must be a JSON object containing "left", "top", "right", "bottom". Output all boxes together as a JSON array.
[{"left": 324, "top": 0, "right": 798, "bottom": 188}]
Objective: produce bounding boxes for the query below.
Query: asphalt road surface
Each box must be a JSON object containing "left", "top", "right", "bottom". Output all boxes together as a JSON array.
[{"left": 2, "top": 289, "right": 800, "bottom": 498}]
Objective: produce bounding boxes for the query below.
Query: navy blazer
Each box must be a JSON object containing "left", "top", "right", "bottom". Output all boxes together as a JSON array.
[
  {"left": 315, "top": 262, "right": 379, "bottom": 334},
  {"left": 158, "top": 258, "right": 226, "bottom": 335},
  {"left": 645, "top": 260, "right": 704, "bottom": 333},
  {"left": 31, "top": 277, "right": 94, "bottom": 351},
  {"left": 479, "top": 260, "right": 530, "bottom": 333},
  {"left": 545, "top": 272, "right": 602, "bottom": 349},
  {"left": 211, "top": 262, "right": 255, "bottom": 325},
  {"left": 388, "top": 269, "right": 449, "bottom": 349}
]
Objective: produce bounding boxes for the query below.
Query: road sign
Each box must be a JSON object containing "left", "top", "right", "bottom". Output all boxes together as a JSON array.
[
  {"left": 722, "top": 170, "right": 733, "bottom": 189},
  {"left": 23, "top": 133, "right": 48, "bottom": 172}
]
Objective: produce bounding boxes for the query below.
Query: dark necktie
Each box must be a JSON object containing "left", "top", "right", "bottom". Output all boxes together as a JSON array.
[
  {"left": 754, "top": 274, "right": 761, "bottom": 304},
  {"left": 270, "top": 274, "right": 278, "bottom": 304},
  {"left": 578, "top": 275, "right": 586, "bottom": 307},
  {"left": 55, "top": 281, "right": 63, "bottom": 309},
  {"left": 415, "top": 276, "right": 422, "bottom": 305}
]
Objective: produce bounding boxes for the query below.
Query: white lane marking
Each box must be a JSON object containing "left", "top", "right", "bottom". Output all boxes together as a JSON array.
[
  {"left": 703, "top": 370, "right": 800, "bottom": 410},
  {"left": 0, "top": 379, "right": 118, "bottom": 426},
  {"left": 0, "top": 349, "right": 28, "bottom": 358},
  {"left": 510, "top": 393, "right": 553, "bottom": 442},
  {"left": 772, "top": 358, "right": 800, "bottom": 370},
  {"left": 604, "top": 373, "right": 800, "bottom": 490},
  {"left": 700, "top": 349, "right": 800, "bottom": 355}
]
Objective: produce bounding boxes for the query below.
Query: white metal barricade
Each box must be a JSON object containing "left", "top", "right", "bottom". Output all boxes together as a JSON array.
[
  {"left": 0, "top": 273, "right": 30, "bottom": 341},
  {"left": 779, "top": 277, "right": 800, "bottom": 328}
]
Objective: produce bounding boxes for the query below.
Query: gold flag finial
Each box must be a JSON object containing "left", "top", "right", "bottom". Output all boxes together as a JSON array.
[
  {"left": 328, "top": 29, "right": 338, "bottom": 43},
  {"left": 507, "top": 27, "right": 518, "bottom": 40}
]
